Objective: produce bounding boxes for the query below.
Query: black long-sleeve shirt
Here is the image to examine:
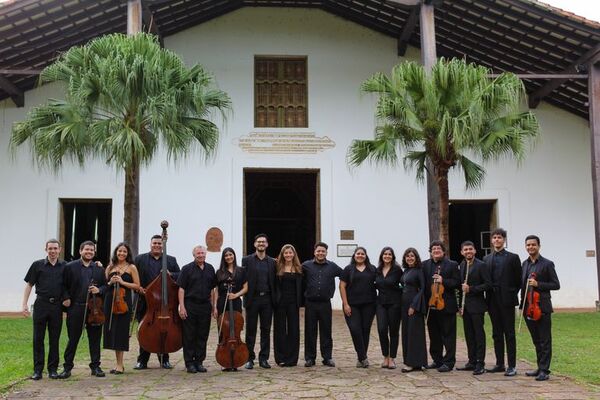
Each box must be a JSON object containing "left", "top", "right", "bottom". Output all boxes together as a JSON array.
[
  {"left": 301, "top": 259, "right": 342, "bottom": 301},
  {"left": 375, "top": 265, "right": 403, "bottom": 305}
]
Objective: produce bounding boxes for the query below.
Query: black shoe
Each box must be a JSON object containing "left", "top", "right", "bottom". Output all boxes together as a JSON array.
[
  {"left": 486, "top": 365, "right": 506, "bottom": 373},
  {"left": 525, "top": 369, "right": 540, "bottom": 377},
  {"left": 48, "top": 371, "right": 59, "bottom": 379},
  {"left": 58, "top": 369, "right": 71, "bottom": 379},
  {"left": 259, "top": 360, "right": 271, "bottom": 369},
  {"left": 456, "top": 363, "right": 475, "bottom": 371},
  {"left": 401, "top": 367, "right": 420, "bottom": 373},
  {"left": 186, "top": 365, "right": 198, "bottom": 373},
  {"left": 322, "top": 359, "right": 335, "bottom": 367},
  {"left": 473, "top": 365, "right": 485, "bottom": 375},
  {"left": 437, "top": 364, "right": 452, "bottom": 372},
  {"left": 245, "top": 360, "right": 254, "bottom": 370},
  {"left": 504, "top": 367, "right": 517, "bottom": 376},
  {"left": 161, "top": 361, "right": 172, "bottom": 369},
  {"left": 535, "top": 371, "right": 549, "bottom": 381},
  {"left": 196, "top": 364, "right": 207, "bottom": 373},
  {"left": 133, "top": 362, "right": 147, "bottom": 370},
  {"left": 304, "top": 359, "right": 315, "bottom": 367},
  {"left": 91, "top": 367, "right": 105, "bottom": 377},
  {"left": 425, "top": 362, "right": 440, "bottom": 369},
  {"left": 31, "top": 371, "right": 42, "bottom": 380}
]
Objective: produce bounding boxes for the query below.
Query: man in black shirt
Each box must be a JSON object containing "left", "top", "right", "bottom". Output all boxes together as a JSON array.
[
  {"left": 22, "top": 239, "right": 66, "bottom": 380},
  {"left": 483, "top": 228, "right": 522, "bottom": 376},
  {"left": 242, "top": 233, "right": 277, "bottom": 369},
  {"left": 301, "top": 242, "right": 342, "bottom": 367},
  {"left": 422, "top": 240, "right": 460, "bottom": 372},
  {"left": 457, "top": 241, "right": 491, "bottom": 375},
  {"left": 134, "top": 234, "right": 180, "bottom": 370},
  {"left": 177, "top": 245, "right": 217, "bottom": 373},
  {"left": 520, "top": 235, "right": 560, "bottom": 381},
  {"left": 58, "top": 241, "right": 107, "bottom": 379}
]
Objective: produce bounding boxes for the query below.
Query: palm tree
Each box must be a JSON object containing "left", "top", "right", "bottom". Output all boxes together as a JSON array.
[
  {"left": 348, "top": 58, "right": 539, "bottom": 247},
  {"left": 11, "top": 33, "right": 231, "bottom": 255}
]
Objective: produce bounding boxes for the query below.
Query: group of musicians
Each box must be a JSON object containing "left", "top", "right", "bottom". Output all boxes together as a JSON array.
[{"left": 22, "top": 228, "right": 560, "bottom": 382}]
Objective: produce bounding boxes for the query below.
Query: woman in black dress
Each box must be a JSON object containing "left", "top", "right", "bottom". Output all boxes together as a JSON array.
[
  {"left": 103, "top": 242, "right": 140, "bottom": 374},
  {"left": 375, "top": 247, "right": 403, "bottom": 369},
  {"left": 215, "top": 247, "right": 248, "bottom": 317},
  {"left": 339, "top": 246, "right": 377, "bottom": 368},
  {"left": 399, "top": 247, "right": 427, "bottom": 372},
  {"left": 273, "top": 244, "right": 303, "bottom": 367}
]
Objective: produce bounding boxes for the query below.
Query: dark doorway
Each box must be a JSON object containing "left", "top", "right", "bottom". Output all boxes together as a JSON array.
[
  {"left": 449, "top": 200, "right": 496, "bottom": 262},
  {"left": 60, "top": 199, "right": 112, "bottom": 266},
  {"left": 244, "top": 169, "right": 319, "bottom": 262}
]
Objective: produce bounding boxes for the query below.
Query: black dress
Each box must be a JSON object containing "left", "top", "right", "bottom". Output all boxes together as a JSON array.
[
  {"left": 273, "top": 272, "right": 301, "bottom": 366},
  {"left": 216, "top": 268, "right": 247, "bottom": 315},
  {"left": 400, "top": 267, "right": 427, "bottom": 368},
  {"left": 103, "top": 272, "right": 133, "bottom": 351}
]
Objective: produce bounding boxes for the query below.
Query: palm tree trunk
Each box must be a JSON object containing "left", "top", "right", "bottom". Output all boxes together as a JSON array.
[
  {"left": 124, "top": 162, "right": 140, "bottom": 256},
  {"left": 436, "top": 168, "right": 450, "bottom": 251},
  {"left": 426, "top": 160, "right": 441, "bottom": 243}
]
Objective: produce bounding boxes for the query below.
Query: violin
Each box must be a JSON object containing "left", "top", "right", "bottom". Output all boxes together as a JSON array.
[
  {"left": 216, "top": 280, "right": 249, "bottom": 370},
  {"left": 428, "top": 265, "right": 445, "bottom": 311},
  {"left": 86, "top": 279, "right": 105, "bottom": 326},
  {"left": 525, "top": 272, "right": 542, "bottom": 321},
  {"left": 110, "top": 271, "right": 129, "bottom": 315}
]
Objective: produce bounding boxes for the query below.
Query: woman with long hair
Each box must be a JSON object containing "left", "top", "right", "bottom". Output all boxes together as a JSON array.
[
  {"left": 215, "top": 247, "right": 248, "bottom": 372},
  {"left": 273, "top": 244, "right": 303, "bottom": 367},
  {"left": 103, "top": 242, "right": 140, "bottom": 374},
  {"left": 375, "top": 246, "right": 403, "bottom": 369},
  {"left": 399, "top": 247, "right": 427, "bottom": 372},
  {"left": 339, "top": 246, "right": 377, "bottom": 368}
]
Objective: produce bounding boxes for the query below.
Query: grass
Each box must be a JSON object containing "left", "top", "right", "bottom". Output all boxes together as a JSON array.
[
  {"left": 457, "top": 312, "right": 600, "bottom": 386},
  {"left": 0, "top": 317, "right": 90, "bottom": 392}
]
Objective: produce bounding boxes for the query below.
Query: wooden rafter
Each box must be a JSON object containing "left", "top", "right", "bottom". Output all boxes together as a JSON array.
[
  {"left": 0, "top": 75, "right": 24, "bottom": 107},
  {"left": 397, "top": 5, "right": 419, "bottom": 56}
]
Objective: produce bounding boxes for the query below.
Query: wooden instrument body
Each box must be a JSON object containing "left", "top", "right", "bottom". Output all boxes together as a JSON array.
[
  {"left": 525, "top": 272, "right": 542, "bottom": 321},
  {"left": 215, "top": 307, "right": 249, "bottom": 369},
  {"left": 138, "top": 272, "right": 183, "bottom": 354},
  {"left": 428, "top": 266, "right": 445, "bottom": 311},
  {"left": 86, "top": 293, "right": 105, "bottom": 326}
]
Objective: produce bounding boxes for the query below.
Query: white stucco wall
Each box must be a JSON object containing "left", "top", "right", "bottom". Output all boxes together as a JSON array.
[{"left": 0, "top": 7, "right": 596, "bottom": 310}]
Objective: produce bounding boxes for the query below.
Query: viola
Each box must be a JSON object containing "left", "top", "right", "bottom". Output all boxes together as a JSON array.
[
  {"left": 428, "top": 265, "right": 445, "bottom": 311},
  {"left": 86, "top": 279, "right": 105, "bottom": 326},
  {"left": 215, "top": 280, "right": 249, "bottom": 370},
  {"left": 525, "top": 272, "right": 542, "bottom": 321},
  {"left": 138, "top": 221, "right": 183, "bottom": 354}
]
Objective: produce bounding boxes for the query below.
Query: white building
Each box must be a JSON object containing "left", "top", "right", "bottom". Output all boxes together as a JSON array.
[{"left": 1, "top": 2, "right": 598, "bottom": 311}]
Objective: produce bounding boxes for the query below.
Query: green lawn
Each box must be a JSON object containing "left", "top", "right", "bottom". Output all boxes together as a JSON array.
[
  {"left": 0, "top": 317, "right": 90, "bottom": 392},
  {"left": 457, "top": 312, "right": 600, "bottom": 386}
]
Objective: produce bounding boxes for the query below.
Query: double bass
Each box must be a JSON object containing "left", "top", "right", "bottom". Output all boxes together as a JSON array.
[
  {"left": 137, "top": 221, "right": 183, "bottom": 354},
  {"left": 215, "top": 279, "right": 249, "bottom": 370}
]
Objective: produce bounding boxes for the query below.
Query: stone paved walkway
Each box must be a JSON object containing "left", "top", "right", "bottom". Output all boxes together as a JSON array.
[{"left": 5, "top": 311, "right": 599, "bottom": 399}]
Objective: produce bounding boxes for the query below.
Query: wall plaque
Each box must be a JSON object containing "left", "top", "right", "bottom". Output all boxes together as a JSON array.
[
  {"left": 337, "top": 244, "right": 357, "bottom": 257},
  {"left": 236, "top": 132, "right": 335, "bottom": 154},
  {"left": 340, "top": 230, "right": 354, "bottom": 240},
  {"left": 205, "top": 227, "right": 224, "bottom": 252}
]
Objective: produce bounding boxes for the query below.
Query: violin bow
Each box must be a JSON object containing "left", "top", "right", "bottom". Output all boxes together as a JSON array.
[
  {"left": 217, "top": 282, "right": 232, "bottom": 337},
  {"left": 108, "top": 272, "right": 118, "bottom": 333},
  {"left": 81, "top": 278, "right": 93, "bottom": 339},
  {"left": 517, "top": 274, "right": 531, "bottom": 333},
  {"left": 129, "top": 292, "right": 139, "bottom": 338}
]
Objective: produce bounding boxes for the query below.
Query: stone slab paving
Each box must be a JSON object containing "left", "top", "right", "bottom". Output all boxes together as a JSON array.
[{"left": 5, "top": 311, "right": 599, "bottom": 399}]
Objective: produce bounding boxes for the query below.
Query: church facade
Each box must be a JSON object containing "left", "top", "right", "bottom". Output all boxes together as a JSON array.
[{"left": 0, "top": 7, "right": 595, "bottom": 311}]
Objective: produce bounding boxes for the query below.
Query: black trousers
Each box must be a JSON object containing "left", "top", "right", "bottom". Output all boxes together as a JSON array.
[
  {"left": 182, "top": 302, "right": 211, "bottom": 367},
  {"left": 376, "top": 303, "right": 402, "bottom": 358},
  {"left": 462, "top": 311, "right": 486, "bottom": 365},
  {"left": 304, "top": 300, "right": 333, "bottom": 361},
  {"left": 245, "top": 295, "right": 273, "bottom": 362},
  {"left": 273, "top": 301, "right": 300, "bottom": 365},
  {"left": 63, "top": 304, "right": 102, "bottom": 371},
  {"left": 525, "top": 313, "right": 552, "bottom": 373},
  {"left": 488, "top": 295, "right": 517, "bottom": 368},
  {"left": 32, "top": 299, "right": 63, "bottom": 373},
  {"left": 344, "top": 303, "right": 376, "bottom": 362},
  {"left": 427, "top": 310, "right": 456, "bottom": 368}
]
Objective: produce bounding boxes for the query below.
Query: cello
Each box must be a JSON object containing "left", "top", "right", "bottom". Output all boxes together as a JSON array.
[
  {"left": 215, "top": 279, "right": 249, "bottom": 370},
  {"left": 137, "top": 221, "right": 183, "bottom": 354}
]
